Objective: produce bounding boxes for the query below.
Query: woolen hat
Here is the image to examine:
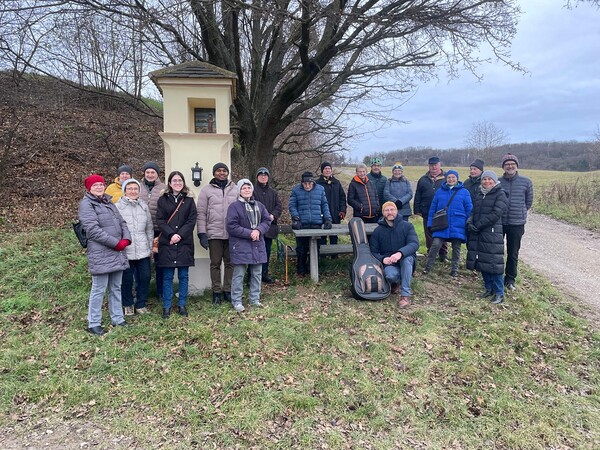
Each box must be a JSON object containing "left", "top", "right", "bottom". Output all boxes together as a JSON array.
[
  {"left": 117, "top": 165, "right": 133, "bottom": 176},
  {"left": 320, "top": 161, "right": 332, "bottom": 172},
  {"left": 392, "top": 163, "right": 404, "bottom": 171},
  {"left": 382, "top": 201, "right": 398, "bottom": 212},
  {"left": 122, "top": 178, "right": 141, "bottom": 194},
  {"left": 470, "top": 159, "right": 485, "bottom": 171},
  {"left": 446, "top": 170, "right": 460, "bottom": 180},
  {"left": 85, "top": 174, "right": 105, "bottom": 192},
  {"left": 213, "top": 162, "right": 229, "bottom": 175},
  {"left": 502, "top": 153, "right": 519, "bottom": 168},
  {"left": 237, "top": 178, "right": 253, "bottom": 191},
  {"left": 256, "top": 167, "right": 270, "bottom": 176},
  {"left": 301, "top": 171, "right": 314, "bottom": 183},
  {"left": 142, "top": 161, "right": 160, "bottom": 173},
  {"left": 481, "top": 170, "right": 499, "bottom": 184},
  {"left": 428, "top": 156, "right": 440, "bottom": 164}
]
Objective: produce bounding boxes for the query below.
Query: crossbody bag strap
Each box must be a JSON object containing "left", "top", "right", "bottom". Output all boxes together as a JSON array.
[
  {"left": 444, "top": 189, "right": 460, "bottom": 210},
  {"left": 157, "top": 198, "right": 184, "bottom": 240}
]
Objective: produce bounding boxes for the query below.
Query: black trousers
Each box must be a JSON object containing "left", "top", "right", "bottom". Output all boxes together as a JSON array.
[{"left": 503, "top": 224, "right": 525, "bottom": 284}]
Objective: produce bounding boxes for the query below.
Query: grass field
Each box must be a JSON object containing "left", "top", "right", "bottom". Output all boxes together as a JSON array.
[{"left": 0, "top": 228, "right": 598, "bottom": 448}]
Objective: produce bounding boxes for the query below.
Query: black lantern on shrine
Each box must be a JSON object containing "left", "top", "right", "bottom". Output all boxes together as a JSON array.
[{"left": 191, "top": 162, "right": 203, "bottom": 187}]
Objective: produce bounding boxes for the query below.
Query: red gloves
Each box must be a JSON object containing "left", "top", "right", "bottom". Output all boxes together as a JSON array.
[{"left": 114, "top": 239, "right": 131, "bottom": 251}]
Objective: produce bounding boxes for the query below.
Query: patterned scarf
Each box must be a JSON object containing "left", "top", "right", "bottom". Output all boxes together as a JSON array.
[{"left": 240, "top": 198, "right": 261, "bottom": 229}]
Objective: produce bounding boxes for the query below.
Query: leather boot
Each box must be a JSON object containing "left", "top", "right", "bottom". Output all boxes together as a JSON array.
[
  {"left": 212, "top": 292, "right": 222, "bottom": 305},
  {"left": 162, "top": 308, "right": 171, "bottom": 319},
  {"left": 223, "top": 292, "right": 232, "bottom": 303}
]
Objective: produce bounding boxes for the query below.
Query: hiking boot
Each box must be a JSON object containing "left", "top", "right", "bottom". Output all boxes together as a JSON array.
[
  {"left": 123, "top": 306, "right": 134, "bottom": 316},
  {"left": 450, "top": 270, "right": 459, "bottom": 277},
  {"left": 262, "top": 275, "right": 275, "bottom": 284},
  {"left": 162, "top": 308, "right": 171, "bottom": 319},
  {"left": 391, "top": 283, "right": 400, "bottom": 294},
  {"left": 251, "top": 301, "right": 263, "bottom": 307},
  {"left": 115, "top": 321, "right": 128, "bottom": 327},
  {"left": 135, "top": 307, "right": 149, "bottom": 315},
  {"left": 438, "top": 255, "right": 447, "bottom": 263},
  {"left": 491, "top": 294, "right": 504, "bottom": 304},
  {"left": 223, "top": 292, "right": 232, "bottom": 302},
  {"left": 422, "top": 267, "right": 431, "bottom": 275},
  {"left": 212, "top": 292, "right": 222, "bottom": 305},
  {"left": 178, "top": 306, "right": 188, "bottom": 317},
  {"left": 398, "top": 296, "right": 411, "bottom": 308},
  {"left": 478, "top": 290, "right": 494, "bottom": 299},
  {"left": 505, "top": 282, "right": 516, "bottom": 291},
  {"left": 87, "top": 326, "right": 105, "bottom": 336},
  {"left": 233, "top": 303, "right": 245, "bottom": 312}
]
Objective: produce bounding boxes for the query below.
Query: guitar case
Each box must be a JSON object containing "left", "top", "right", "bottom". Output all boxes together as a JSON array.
[{"left": 348, "top": 217, "right": 390, "bottom": 301}]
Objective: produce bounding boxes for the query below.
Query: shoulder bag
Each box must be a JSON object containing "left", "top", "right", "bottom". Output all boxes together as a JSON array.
[{"left": 430, "top": 189, "right": 460, "bottom": 232}]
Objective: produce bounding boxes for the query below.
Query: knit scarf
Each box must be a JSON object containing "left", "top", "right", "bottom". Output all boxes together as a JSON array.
[
  {"left": 480, "top": 181, "right": 500, "bottom": 196},
  {"left": 240, "top": 198, "right": 261, "bottom": 229}
]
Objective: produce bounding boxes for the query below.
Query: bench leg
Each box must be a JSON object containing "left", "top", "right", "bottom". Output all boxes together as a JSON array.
[{"left": 309, "top": 238, "right": 319, "bottom": 283}]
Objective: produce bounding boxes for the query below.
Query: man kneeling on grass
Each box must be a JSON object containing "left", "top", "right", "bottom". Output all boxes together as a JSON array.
[{"left": 369, "top": 201, "right": 419, "bottom": 308}]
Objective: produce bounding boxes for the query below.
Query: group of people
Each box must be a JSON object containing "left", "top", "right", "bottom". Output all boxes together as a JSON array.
[
  {"left": 78, "top": 153, "right": 532, "bottom": 335},
  {"left": 79, "top": 162, "right": 283, "bottom": 335}
]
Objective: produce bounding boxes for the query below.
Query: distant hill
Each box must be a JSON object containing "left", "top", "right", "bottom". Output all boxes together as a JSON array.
[{"left": 0, "top": 72, "right": 163, "bottom": 232}]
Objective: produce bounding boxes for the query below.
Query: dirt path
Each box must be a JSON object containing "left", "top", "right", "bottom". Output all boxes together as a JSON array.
[{"left": 519, "top": 212, "right": 600, "bottom": 323}]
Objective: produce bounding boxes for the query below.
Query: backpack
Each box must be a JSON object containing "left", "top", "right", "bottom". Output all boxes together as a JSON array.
[{"left": 348, "top": 217, "right": 390, "bottom": 301}]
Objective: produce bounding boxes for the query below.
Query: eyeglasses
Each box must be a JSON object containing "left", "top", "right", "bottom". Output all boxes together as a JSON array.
[{"left": 171, "top": 179, "right": 184, "bottom": 184}]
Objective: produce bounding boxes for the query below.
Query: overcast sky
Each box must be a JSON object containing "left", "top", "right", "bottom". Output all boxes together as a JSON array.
[{"left": 352, "top": 0, "right": 600, "bottom": 159}]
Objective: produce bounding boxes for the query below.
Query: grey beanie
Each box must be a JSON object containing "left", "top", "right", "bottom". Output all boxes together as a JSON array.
[
  {"left": 142, "top": 162, "right": 160, "bottom": 173},
  {"left": 237, "top": 178, "right": 253, "bottom": 191},
  {"left": 117, "top": 165, "right": 133, "bottom": 176},
  {"left": 481, "top": 170, "right": 499, "bottom": 184},
  {"left": 256, "top": 167, "right": 270, "bottom": 176},
  {"left": 122, "top": 178, "right": 141, "bottom": 194}
]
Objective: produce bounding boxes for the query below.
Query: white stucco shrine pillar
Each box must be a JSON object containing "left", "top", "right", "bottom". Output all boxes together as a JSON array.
[{"left": 149, "top": 61, "right": 237, "bottom": 293}]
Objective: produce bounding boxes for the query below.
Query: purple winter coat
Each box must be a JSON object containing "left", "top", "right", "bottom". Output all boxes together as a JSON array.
[{"left": 226, "top": 199, "right": 271, "bottom": 265}]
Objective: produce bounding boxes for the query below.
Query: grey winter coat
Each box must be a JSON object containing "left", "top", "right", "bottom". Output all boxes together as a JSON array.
[
  {"left": 227, "top": 199, "right": 271, "bottom": 265},
  {"left": 383, "top": 176, "right": 413, "bottom": 217},
  {"left": 78, "top": 192, "right": 131, "bottom": 275},
  {"left": 500, "top": 172, "right": 533, "bottom": 225},
  {"left": 116, "top": 196, "right": 153, "bottom": 261},
  {"left": 466, "top": 184, "right": 508, "bottom": 274},
  {"left": 196, "top": 179, "right": 238, "bottom": 239},
  {"left": 140, "top": 177, "right": 166, "bottom": 233}
]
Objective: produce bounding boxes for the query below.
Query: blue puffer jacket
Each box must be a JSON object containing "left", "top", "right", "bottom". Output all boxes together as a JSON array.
[
  {"left": 427, "top": 182, "right": 473, "bottom": 242},
  {"left": 289, "top": 183, "right": 332, "bottom": 226}
]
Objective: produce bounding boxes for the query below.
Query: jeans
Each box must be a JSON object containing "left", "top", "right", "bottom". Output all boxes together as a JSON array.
[
  {"left": 88, "top": 271, "right": 125, "bottom": 327},
  {"left": 503, "top": 224, "right": 525, "bottom": 284},
  {"left": 262, "top": 237, "right": 273, "bottom": 277},
  {"left": 121, "top": 257, "right": 151, "bottom": 309},
  {"left": 232, "top": 264, "right": 262, "bottom": 306},
  {"left": 208, "top": 239, "right": 232, "bottom": 292},
  {"left": 162, "top": 266, "right": 189, "bottom": 310},
  {"left": 482, "top": 271, "right": 504, "bottom": 296},
  {"left": 422, "top": 215, "right": 447, "bottom": 256},
  {"left": 383, "top": 255, "right": 415, "bottom": 296},
  {"left": 426, "top": 238, "right": 461, "bottom": 271}
]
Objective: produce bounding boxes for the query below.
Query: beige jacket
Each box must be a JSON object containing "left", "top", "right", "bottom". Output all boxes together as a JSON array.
[{"left": 196, "top": 179, "right": 238, "bottom": 239}]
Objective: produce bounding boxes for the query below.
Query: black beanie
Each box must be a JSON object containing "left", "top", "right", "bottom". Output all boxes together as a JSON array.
[
  {"left": 212, "top": 162, "right": 230, "bottom": 175},
  {"left": 470, "top": 159, "right": 485, "bottom": 171},
  {"left": 142, "top": 162, "right": 160, "bottom": 173},
  {"left": 301, "top": 171, "right": 314, "bottom": 183},
  {"left": 320, "top": 161, "right": 332, "bottom": 173},
  {"left": 117, "top": 165, "right": 133, "bottom": 176}
]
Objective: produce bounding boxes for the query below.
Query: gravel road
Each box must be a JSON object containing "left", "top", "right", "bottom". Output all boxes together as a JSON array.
[{"left": 519, "top": 212, "right": 600, "bottom": 323}]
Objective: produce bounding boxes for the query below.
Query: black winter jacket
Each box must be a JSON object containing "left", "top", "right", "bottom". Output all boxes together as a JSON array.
[
  {"left": 253, "top": 182, "right": 283, "bottom": 239},
  {"left": 367, "top": 171, "right": 387, "bottom": 205},
  {"left": 156, "top": 192, "right": 197, "bottom": 268},
  {"left": 500, "top": 172, "right": 533, "bottom": 226},
  {"left": 316, "top": 175, "right": 347, "bottom": 224},
  {"left": 466, "top": 184, "right": 508, "bottom": 274},
  {"left": 413, "top": 171, "right": 446, "bottom": 216},
  {"left": 463, "top": 175, "right": 481, "bottom": 201},
  {"left": 347, "top": 176, "right": 380, "bottom": 219}
]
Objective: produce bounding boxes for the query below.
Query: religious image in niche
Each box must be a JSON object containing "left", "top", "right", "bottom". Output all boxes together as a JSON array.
[{"left": 194, "top": 108, "right": 216, "bottom": 133}]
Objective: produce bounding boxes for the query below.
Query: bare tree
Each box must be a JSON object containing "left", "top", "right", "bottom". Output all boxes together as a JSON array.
[
  {"left": 464, "top": 121, "right": 510, "bottom": 162},
  {"left": 1, "top": 0, "right": 522, "bottom": 175}
]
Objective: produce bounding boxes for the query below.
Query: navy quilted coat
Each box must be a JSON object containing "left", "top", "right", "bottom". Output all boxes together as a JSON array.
[{"left": 288, "top": 183, "right": 332, "bottom": 225}]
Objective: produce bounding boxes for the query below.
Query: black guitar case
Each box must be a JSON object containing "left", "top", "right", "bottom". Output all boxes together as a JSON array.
[{"left": 348, "top": 217, "right": 390, "bottom": 301}]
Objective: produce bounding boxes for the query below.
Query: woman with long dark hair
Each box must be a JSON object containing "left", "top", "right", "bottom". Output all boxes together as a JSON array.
[{"left": 156, "top": 171, "right": 197, "bottom": 318}]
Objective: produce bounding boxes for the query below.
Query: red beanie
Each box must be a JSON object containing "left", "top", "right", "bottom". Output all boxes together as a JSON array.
[{"left": 85, "top": 174, "right": 105, "bottom": 191}]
